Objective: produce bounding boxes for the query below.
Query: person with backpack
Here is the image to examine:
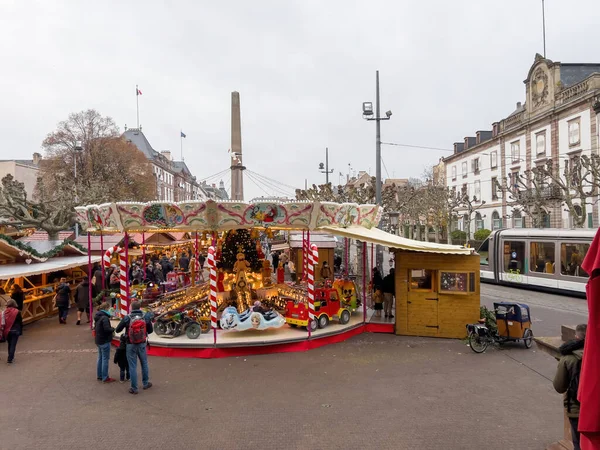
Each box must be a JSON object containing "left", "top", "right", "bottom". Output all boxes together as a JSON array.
[
  {"left": 553, "top": 323, "right": 586, "bottom": 450},
  {"left": 94, "top": 302, "right": 116, "bottom": 383},
  {"left": 1, "top": 299, "right": 23, "bottom": 363},
  {"left": 115, "top": 300, "right": 153, "bottom": 395}
]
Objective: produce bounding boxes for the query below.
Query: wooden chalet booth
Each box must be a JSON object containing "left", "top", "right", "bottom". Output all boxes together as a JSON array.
[
  {"left": 325, "top": 226, "right": 478, "bottom": 339},
  {"left": 74, "top": 200, "right": 477, "bottom": 358},
  {"left": 0, "top": 236, "right": 100, "bottom": 323}
]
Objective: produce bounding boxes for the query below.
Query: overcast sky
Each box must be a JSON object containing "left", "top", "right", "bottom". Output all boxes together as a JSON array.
[{"left": 1, "top": 0, "right": 599, "bottom": 201}]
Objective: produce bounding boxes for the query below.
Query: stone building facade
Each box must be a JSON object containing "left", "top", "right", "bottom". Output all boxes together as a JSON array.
[{"left": 440, "top": 54, "right": 600, "bottom": 234}]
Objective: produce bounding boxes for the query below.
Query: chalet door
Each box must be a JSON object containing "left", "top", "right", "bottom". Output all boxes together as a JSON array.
[{"left": 407, "top": 269, "right": 439, "bottom": 336}]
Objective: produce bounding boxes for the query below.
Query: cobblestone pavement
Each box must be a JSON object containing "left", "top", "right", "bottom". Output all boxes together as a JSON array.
[{"left": 0, "top": 293, "right": 566, "bottom": 450}]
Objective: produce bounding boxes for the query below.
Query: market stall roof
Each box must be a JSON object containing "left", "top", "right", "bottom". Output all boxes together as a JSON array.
[
  {"left": 0, "top": 255, "right": 101, "bottom": 280},
  {"left": 289, "top": 232, "right": 337, "bottom": 249},
  {"left": 318, "top": 226, "right": 473, "bottom": 255}
]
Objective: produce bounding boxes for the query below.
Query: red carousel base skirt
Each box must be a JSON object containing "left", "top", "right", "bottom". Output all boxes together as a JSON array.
[{"left": 111, "top": 312, "right": 394, "bottom": 359}]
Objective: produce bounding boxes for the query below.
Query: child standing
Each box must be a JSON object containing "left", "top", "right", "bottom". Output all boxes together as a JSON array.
[{"left": 113, "top": 334, "right": 130, "bottom": 383}]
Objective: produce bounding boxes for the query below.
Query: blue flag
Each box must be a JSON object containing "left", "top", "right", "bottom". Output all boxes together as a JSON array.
[{"left": 181, "top": 131, "right": 186, "bottom": 138}]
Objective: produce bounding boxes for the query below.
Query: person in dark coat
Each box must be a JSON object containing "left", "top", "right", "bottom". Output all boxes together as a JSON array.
[
  {"left": 94, "top": 302, "right": 115, "bottom": 383},
  {"left": 113, "top": 334, "right": 130, "bottom": 383},
  {"left": 74, "top": 276, "right": 94, "bottom": 326},
  {"left": 179, "top": 253, "right": 190, "bottom": 272},
  {"left": 54, "top": 278, "right": 71, "bottom": 324},
  {"left": 2, "top": 299, "right": 23, "bottom": 363},
  {"left": 382, "top": 268, "right": 395, "bottom": 319},
  {"left": 160, "top": 255, "right": 173, "bottom": 276},
  {"left": 92, "top": 265, "right": 104, "bottom": 292},
  {"left": 9, "top": 284, "right": 25, "bottom": 311},
  {"left": 272, "top": 252, "right": 280, "bottom": 273},
  {"left": 554, "top": 324, "right": 586, "bottom": 450}
]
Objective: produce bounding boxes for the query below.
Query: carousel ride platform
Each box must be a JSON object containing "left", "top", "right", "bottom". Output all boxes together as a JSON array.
[{"left": 110, "top": 308, "right": 393, "bottom": 359}]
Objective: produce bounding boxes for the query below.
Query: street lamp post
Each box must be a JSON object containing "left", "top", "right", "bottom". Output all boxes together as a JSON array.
[
  {"left": 318, "top": 147, "right": 334, "bottom": 184},
  {"left": 363, "top": 70, "right": 392, "bottom": 270},
  {"left": 74, "top": 140, "right": 83, "bottom": 239}
]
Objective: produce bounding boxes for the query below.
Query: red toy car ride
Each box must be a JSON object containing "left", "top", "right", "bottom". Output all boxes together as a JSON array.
[{"left": 285, "top": 288, "right": 351, "bottom": 331}]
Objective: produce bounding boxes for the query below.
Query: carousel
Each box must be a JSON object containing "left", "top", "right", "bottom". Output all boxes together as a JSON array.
[{"left": 75, "top": 199, "right": 474, "bottom": 358}]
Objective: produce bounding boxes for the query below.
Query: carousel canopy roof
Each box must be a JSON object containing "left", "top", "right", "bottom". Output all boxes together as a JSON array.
[
  {"left": 0, "top": 255, "right": 101, "bottom": 280},
  {"left": 75, "top": 200, "right": 470, "bottom": 255},
  {"left": 75, "top": 200, "right": 382, "bottom": 233},
  {"left": 319, "top": 226, "right": 473, "bottom": 255}
]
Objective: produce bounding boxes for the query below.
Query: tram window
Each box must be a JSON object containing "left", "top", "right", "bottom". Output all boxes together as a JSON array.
[
  {"left": 503, "top": 241, "right": 526, "bottom": 273},
  {"left": 560, "top": 243, "right": 590, "bottom": 277},
  {"left": 410, "top": 269, "right": 433, "bottom": 290},
  {"left": 477, "top": 238, "right": 489, "bottom": 266},
  {"left": 530, "top": 242, "right": 555, "bottom": 274}
]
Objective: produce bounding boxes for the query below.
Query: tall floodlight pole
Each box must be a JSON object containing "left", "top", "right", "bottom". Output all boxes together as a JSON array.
[
  {"left": 542, "top": 0, "right": 547, "bottom": 58},
  {"left": 363, "top": 71, "right": 392, "bottom": 269},
  {"left": 319, "top": 147, "right": 334, "bottom": 184}
]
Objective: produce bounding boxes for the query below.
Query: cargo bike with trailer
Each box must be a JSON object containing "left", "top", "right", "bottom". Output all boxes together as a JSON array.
[{"left": 466, "top": 302, "right": 533, "bottom": 353}]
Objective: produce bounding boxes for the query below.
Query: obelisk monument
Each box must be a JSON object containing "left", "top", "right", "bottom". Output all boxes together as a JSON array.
[{"left": 230, "top": 91, "right": 245, "bottom": 201}]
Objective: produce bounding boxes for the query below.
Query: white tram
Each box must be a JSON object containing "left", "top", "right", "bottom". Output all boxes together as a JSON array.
[{"left": 477, "top": 228, "right": 595, "bottom": 296}]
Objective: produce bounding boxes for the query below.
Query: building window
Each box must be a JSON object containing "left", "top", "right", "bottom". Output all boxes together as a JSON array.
[
  {"left": 472, "top": 158, "right": 480, "bottom": 174},
  {"left": 462, "top": 161, "right": 468, "bottom": 177},
  {"left": 474, "top": 180, "right": 481, "bottom": 200},
  {"left": 452, "top": 166, "right": 457, "bottom": 181},
  {"left": 511, "top": 141, "right": 520, "bottom": 163},
  {"left": 568, "top": 118, "right": 581, "bottom": 147},
  {"left": 536, "top": 131, "right": 546, "bottom": 155},
  {"left": 513, "top": 210, "right": 524, "bottom": 228},
  {"left": 492, "top": 211, "right": 502, "bottom": 230},
  {"left": 530, "top": 242, "right": 555, "bottom": 273},
  {"left": 475, "top": 212, "right": 484, "bottom": 230},
  {"left": 491, "top": 177, "right": 498, "bottom": 200},
  {"left": 490, "top": 151, "right": 497, "bottom": 169}
]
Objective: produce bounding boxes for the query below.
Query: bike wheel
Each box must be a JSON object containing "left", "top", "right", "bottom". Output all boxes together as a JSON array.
[
  {"left": 469, "top": 332, "right": 489, "bottom": 353},
  {"left": 523, "top": 329, "right": 533, "bottom": 349},
  {"left": 185, "top": 322, "right": 202, "bottom": 340},
  {"left": 154, "top": 321, "right": 167, "bottom": 336}
]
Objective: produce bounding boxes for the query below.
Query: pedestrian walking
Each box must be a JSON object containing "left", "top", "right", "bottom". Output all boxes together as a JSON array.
[
  {"left": 288, "top": 260, "right": 296, "bottom": 283},
  {"left": 154, "top": 262, "right": 164, "bottom": 283},
  {"left": 9, "top": 284, "right": 24, "bottom": 311},
  {"left": 372, "top": 268, "right": 384, "bottom": 317},
  {"left": 53, "top": 277, "right": 71, "bottom": 324},
  {"left": 113, "top": 334, "right": 130, "bottom": 383},
  {"left": 1, "top": 299, "right": 23, "bottom": 364},
  {"left": 179, "top": 252, "right": 190, "bottom": 272},
  {"left": 272, "top": 252, "right": 280, "bottom": 274},
  {"left": 115, "top": 300, "right": 153, "bottom": 394},
  {"left": 94, "top": 301, "right": 116, "bottom": 383},
  {"left": 74, "top": 276, "right": 94, "bottom": 325},
  {"left": 554, "top": 323, "right": 586, "bottom": 450},
  {"left": 382, "top": 268, "right": 395, "bottom": 319}
]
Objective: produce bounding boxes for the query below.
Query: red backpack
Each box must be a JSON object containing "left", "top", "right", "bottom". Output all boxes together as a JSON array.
[{"left": 128, "top": 315, "right": 147, "bottom": 344}]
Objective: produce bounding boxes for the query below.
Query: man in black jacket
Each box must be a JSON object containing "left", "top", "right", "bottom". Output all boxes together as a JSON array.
[
  {"left": 94, "top": 302, "right": 115, "bottom": 383},
  {"left": 54, "top": 277, "right": 71, "bottom": 324},
  {"left": 179, "top": 252, "right": 190, "bottom": 272},
  {"left": 115, "top": 300, "right": 154, "bottom": 395},
  {"left": 382, "top": 268, "right": 395, "bottom": 319}
]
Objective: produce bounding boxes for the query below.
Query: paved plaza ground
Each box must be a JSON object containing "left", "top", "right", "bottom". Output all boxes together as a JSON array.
[{"left": 0, "top": 301, "right": 566, "bottom": 450}]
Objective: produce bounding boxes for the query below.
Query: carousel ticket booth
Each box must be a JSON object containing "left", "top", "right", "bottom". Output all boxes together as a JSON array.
[{"left": 395, "top": 250, "right": 480, "bottom": 338}]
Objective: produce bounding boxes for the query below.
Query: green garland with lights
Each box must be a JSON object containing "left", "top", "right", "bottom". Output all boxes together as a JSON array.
[{"left": 0, "top": 234, "right": 87, "bottom": 259}]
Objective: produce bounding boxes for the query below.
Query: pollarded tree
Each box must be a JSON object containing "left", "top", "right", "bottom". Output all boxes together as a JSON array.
[{"left": 0, "top": 175, "right": 74, "bottom": 240}]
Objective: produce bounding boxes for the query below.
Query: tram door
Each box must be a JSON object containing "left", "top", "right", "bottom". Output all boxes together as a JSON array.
[{"left": 406, "top": 269, "right": 439, "bottom": 336}]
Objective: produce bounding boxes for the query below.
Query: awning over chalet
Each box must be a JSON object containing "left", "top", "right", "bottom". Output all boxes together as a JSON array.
[
  {"left": 319, "top": 226, "right": 473, "bottom": 255},
  {"left": 0, "top": 255, "right": 102, "bottom": 280}
]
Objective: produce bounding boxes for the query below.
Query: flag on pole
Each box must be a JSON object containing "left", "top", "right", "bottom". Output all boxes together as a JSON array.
[
  {"left": 137, "top": 88, "right": 142, "bottom": 96},
  {"left": 180, "top": 131, "right": 186, "bottom": 138}
]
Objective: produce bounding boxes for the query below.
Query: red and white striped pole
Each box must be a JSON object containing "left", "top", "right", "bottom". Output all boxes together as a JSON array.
[
  {"left": 120, "top": 233, "right": 130, "bottom": 317},
  {"left": 302, "top": 230, "right": 306, "bottom": 280},
  {"left": 208, "top": 246, "right": 218, "bottom": 345},
  {"left": 307, "top": 243, "right": 318, "bottom": 339}
]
